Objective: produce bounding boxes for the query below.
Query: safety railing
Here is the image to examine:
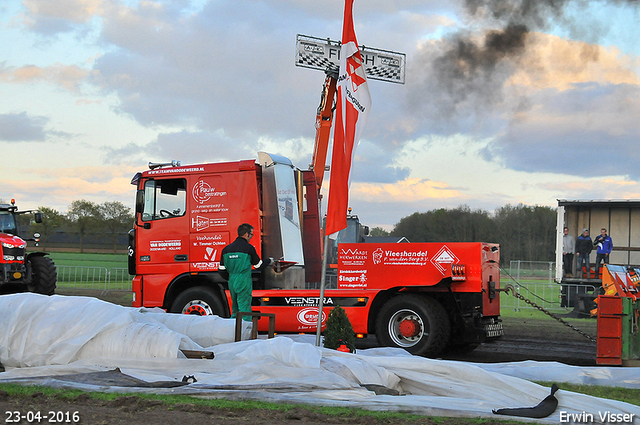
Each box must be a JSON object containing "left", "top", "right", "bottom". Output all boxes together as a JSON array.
[
  {"left": 55, "top": 266, "right": 133, "bottom": 292},
  {"left": 508, "top": 260, "right": 556, "bottom": 282},
  {"left": 500, "top": 280, "right": 598, "bottom": 312}
]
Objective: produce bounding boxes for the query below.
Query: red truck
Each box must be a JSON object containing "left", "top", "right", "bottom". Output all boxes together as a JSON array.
[{"left": 128, "top": 152, "right": 503, "bottom": 357}]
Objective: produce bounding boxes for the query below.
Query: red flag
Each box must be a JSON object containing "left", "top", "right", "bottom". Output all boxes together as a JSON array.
[{"left": 325, "top": 0, "right": 371, "bottom": 237}]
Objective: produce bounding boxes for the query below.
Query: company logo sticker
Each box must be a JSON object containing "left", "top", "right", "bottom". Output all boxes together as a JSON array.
[
  {"left": 373, "top": 248, "right": 383, "bottom": 265},
  {"left": 431, "top": 245, "right": 459, "bottom": 274},
  {"left": 297, "top": 307, "right": 326, "bottom": 327},
  {"left": 192, "top": 215, "right": 227, "bottom": 231},
  {"left": 192, "top": 180, "right": 227, "bottom": 204},
  {"left": 204, "top": 248, "right": 217, "bottom": 261},
  {"left": 285, "top": 297, "right": 333, "bottom": 307},
  {"left": 192, "top": 262, "right": 219, "bottom": 269},
  {"left": 149, "top": 239, "right": 182, "bottom": 251},
  {"left": 373, "top": 249, "right": 429, "bottom": 266},
  {"left": 339, "top": 248, "right": 368, "bottom": 266},
  {"left": 338, "top": 272, "right": 368, "bottom": 288}
]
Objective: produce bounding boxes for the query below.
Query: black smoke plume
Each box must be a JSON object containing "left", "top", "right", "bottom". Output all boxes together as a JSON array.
[{"left": 410, "top": 0, "right": 638, "bottom": 129}]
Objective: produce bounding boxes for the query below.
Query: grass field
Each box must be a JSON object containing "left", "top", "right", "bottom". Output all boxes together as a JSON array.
[{"left": 0, "top": 380, "right": 637, "bottom": 425}]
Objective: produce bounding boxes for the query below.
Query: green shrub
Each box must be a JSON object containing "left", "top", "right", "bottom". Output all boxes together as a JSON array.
[{"left": 323, "top": 305, "right": 355, "bottom": 351}]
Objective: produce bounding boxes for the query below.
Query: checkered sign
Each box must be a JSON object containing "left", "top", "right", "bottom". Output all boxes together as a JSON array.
[{"left": 296, "top": 34, "right": 405, "bottom": 84}]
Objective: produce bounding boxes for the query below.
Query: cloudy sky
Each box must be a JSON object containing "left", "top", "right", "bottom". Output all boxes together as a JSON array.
[{"left": 1, "top": 0, "right": 639, "bottom": 229}]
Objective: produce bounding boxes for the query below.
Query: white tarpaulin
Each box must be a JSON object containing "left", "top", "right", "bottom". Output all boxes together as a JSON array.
[{"left": 1, "top": 293, "right": 639, "bottom": 423}]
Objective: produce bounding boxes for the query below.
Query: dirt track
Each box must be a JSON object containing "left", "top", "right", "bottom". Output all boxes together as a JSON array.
[{"left": 444, "top": 314, "right": 598, "bottom": 366}]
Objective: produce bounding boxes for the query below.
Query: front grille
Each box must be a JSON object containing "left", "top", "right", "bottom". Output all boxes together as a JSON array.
[{"left": 2, "top": 246, "right": 26, "bottom": 261}]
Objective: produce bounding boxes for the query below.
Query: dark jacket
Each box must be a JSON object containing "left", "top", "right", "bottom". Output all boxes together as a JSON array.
[
  {"left": 219, "top": 237, "right": 262, "bottom": 280},
  {"left": 575, "top": 235, "right": 593, "bottom": 255},
  {"left": 594, "top": 234, "right": 613, "bottom": 255}
]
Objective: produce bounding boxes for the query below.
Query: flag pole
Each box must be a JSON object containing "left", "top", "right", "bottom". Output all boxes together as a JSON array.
[{"left": 315, "top": 233, "right": 330, "bottom": 346}]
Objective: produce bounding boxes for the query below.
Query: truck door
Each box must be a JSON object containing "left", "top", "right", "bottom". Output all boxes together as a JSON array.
[
  {"left": 136, "top": 178, "right": 190, "bottom": 276},
  {"left": 188, "top": 174, "right": 231, "bottom": 272}
]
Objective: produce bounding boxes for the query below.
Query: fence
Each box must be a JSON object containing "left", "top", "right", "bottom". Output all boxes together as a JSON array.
[
  {"left": 508, "top": 260, "right": 556, "bottom": 282},
  {"left": 498, "top": 281, "right": 598, "bottom": 312},
  {"left": 502, "top": 260, "right": 598, "bottom": 312},
  {"left": 55, "top": 266, "right": 133, "bottom": 292}
]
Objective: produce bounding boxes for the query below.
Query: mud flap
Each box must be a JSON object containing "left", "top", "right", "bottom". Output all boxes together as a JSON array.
[{"left": 492, "top": 384, "right": 559, "bottom": 418}]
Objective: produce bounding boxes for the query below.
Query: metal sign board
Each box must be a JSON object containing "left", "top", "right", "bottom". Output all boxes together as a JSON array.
[{"left": 295, "top": 34, "right": 405, "bottom": 84}]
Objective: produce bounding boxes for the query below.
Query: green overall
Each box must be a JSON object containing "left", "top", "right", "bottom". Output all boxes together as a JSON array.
[{"left": 223, "top": 252, "right": 253, "bottom": 321}]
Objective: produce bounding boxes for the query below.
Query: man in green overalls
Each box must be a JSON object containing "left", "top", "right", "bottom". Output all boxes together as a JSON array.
[{"left": 219, "top": 223, "right": 263, "bottom": 321}]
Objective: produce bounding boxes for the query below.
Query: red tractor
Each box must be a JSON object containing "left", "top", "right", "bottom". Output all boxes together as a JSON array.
[{"left": 0, "top": 200, "right": 56, "bottom": 295}]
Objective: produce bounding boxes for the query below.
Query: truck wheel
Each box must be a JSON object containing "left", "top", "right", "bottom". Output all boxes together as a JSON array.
[
  {"left": 27, "top": 256, "right": 57, "bottom": 295},
  {"left": 170, "top": 286, "right": 226, "bottom": 317},
  {"left": 375, "top": 295, "right": 450, "bottom": 357}
]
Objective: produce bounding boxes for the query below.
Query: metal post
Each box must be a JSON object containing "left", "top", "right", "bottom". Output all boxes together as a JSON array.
[{"left": 315, "top": 234, "right": 331, "bottom": 346}]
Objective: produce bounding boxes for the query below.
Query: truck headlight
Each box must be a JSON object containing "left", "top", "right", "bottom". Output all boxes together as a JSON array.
[
  {"left": 2, "top": 242, "right": 26, "bottom": 249},
  {"left": 3, "top": 255, "right": 15, "bottom": 261}
]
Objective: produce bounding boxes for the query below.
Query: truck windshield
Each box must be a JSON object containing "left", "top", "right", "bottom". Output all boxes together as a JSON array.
[
  {"left": 0, "top": 211, "right": 17, "bottom": 234},
  {"left": 142, "top": 179, "right": 187, "bottom": 221},
  {"left": 336, "top": 219, "right": 359, "bottom": 244},
  {"left": 328, "top": 218, "right": 360, "bottom": 264}
]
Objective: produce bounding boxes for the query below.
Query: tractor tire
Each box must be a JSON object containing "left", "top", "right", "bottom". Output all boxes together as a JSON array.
[
  {"left": 170, "top": 286, "right": 227, "bottom": 317},
  {"left": 28, "top": 256, "right": 57, "bottom": 295},
  {"left": 375, "top": 295, "right": 451, "bottom": 358}
]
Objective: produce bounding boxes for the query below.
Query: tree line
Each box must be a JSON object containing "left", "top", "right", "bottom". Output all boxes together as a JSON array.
[
  {"left": 371, "top": 204, "right": 557, "bottom": 265},
  {"left": 19, "top": 200, "right": 134, "bottom": 253},
  {"left": 12, "top": 199, "right": 557, "bottom": 262}
]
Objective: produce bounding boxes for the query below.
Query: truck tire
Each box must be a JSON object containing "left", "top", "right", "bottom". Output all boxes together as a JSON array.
[
  {"left": 170, "top": 286, "right": 227, "bottom": 317},
  {"left": 375, "top": 295, "right": 450, "bottom": 357},
  {"left": 27, "top": 256, "right": 57, "bottom": 295}
]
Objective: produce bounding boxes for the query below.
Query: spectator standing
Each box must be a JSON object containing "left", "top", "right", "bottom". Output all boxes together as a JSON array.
[
  {"left": 594, "top": 228, "right": 613, "bottom": 278},
  {"left": 575, "top": 228, "right": 592, "bottom": 278},
  {"left": 562, "top": 227, "right": 575, "bottom": 277}
]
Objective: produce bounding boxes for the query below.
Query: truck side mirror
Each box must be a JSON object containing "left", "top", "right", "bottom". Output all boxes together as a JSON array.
[
  {"left": 135, "top": 190, "right": 145, "bottom": 215},
  {"left": 34, "top": 212, "right": 43, "bottom": 223}
]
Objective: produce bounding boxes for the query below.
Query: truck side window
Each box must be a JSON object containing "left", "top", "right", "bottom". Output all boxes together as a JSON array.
[{"left": 142, "top": 179, "right": 187, "bottom": 221}]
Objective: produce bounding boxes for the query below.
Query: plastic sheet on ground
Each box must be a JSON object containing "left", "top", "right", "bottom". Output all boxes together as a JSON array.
[{"left": 1, "top": 293, "right": 639, "bottom": 424}]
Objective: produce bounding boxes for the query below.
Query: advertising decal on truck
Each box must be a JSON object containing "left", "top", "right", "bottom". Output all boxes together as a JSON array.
[
  {"left": 297, "top": 308, "right": 327, "bottom": 330},
  {"left": 431, "top": 245, "right": 460, "bottom": 274},
  {"left": 149, "top": 239, "right": 182, "bottom": 251},
  {"left": 190, "top": 233, "right": 228, "bottom": 271},
  {"left": 337, "top": 243, "right": 464, "bottom": 289}
]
